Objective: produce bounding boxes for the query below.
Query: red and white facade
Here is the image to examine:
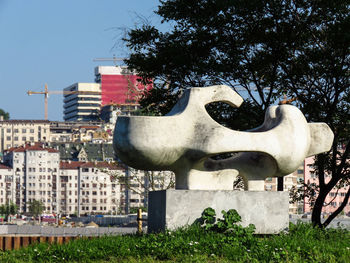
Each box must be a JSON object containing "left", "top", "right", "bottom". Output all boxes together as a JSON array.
[
  {"left": 95, "top": 66, "right": 151, "bottom": 106},
  {"left": 64, "top": 66, "right": 152, "bottom": 122}
]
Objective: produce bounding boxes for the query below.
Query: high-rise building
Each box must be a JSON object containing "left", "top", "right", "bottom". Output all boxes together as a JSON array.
[
  {"left": 63, "top": 83, "right": 101, "bottom": 121},
  {"left": 63, "top": 66, "right": 152, "bottom": 122},
  {"left": 94, "top": 66, "right": 148, "bottom": 106}
]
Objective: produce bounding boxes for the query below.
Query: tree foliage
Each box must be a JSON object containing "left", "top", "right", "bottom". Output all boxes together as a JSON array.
[
  {"left": 0, "top": 108, "right": 9, "bottom": 120},
  {"left": 0, "top": 202, "right": 18, "bottom": 220},
  {"left": 107, "top": 165, "right": 175, "bottom": 214},
  {"left": 124, "top": 0, "right": 350, "bottom": 227},
  {"left": 28, "top": 200, "right": 45, "bottom": 217}
]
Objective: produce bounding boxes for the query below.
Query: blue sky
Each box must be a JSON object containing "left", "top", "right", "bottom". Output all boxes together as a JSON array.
[{"left": 0, "top": 0, "right": 162, "bottom": 121}]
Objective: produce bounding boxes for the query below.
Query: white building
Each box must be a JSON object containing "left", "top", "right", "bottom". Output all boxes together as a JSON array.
[
  {"left": 63, "top": 83, "right": 101, "bottom": 122},
  {"left": 0, "top": 120, "right": 50, "bottom": 152},
  {"left": 2, "top": 143, "right": 60, "bottom": 214},
  {"left": 0, "top": 163, "right": 14, "bottom": 207},
  {"left": 0, "top": 143, "right": 122, "bottom": 216},
  {"left": 60, "top": 161, "right": 120, "bottom": 215}
]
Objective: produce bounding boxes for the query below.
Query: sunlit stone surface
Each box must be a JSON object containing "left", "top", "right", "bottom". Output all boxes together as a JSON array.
[{"left": 113, "top": 85, "right": 333, "bottom": 191}]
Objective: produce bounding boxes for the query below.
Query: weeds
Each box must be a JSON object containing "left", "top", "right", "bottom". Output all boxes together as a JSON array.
[{"left": 0, "top": 210, "right": 348, "bottom": 262}]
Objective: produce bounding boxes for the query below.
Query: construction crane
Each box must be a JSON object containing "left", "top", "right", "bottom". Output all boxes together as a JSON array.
[
  {"left": 93, "top": 56, "right": 127, "bottom": 66},
  {"left": 27, "top": 84, "right": 101, "bottom": 120}
]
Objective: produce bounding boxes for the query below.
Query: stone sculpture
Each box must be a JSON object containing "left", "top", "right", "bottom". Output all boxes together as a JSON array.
[{"left": 113, "top": 85, "right": 334, "bottom": 191}]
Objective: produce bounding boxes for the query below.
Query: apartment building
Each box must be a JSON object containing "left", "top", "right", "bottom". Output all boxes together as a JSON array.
[
  {"left": 60, "top": 161, "right": 120, "bottom": 216},
  {"left": 0, "top": 143, "right": 123, "bottom": 215},
  {"left": 0, "top": 120, "right": 113, "bottom": 157},
  {"left": 264, "top": 163, "right": 304, "bottom": 214},
  {"left": 2, "top": 143, "right": 60, "bottom": 214},
  {"left": 303, "top": 156, "right": 350, "bottom": 216},
  {"left": 119, "top": 169, "right": 175, "bottom": 213},
  {"left": 0, "top": 120, "right": 50, "bottom": 152},
  {"left": 49, "top": 120, "right": 104, "bottom": 143},
  {"left": 0, "top": 163, "right": 14, "bottom": 206}
]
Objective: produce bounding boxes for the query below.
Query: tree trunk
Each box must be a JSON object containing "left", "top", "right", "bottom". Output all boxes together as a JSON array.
[{"left": 311, "top": 191, "right": 326, "bottom": 228}]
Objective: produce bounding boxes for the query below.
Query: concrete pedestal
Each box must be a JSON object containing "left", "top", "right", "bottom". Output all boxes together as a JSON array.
[{"left": 148, "top": 190, "right": 289, "bottom": 234}]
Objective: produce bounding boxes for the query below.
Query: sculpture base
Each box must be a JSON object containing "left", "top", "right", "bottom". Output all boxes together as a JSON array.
[{"left": 148, "top": 190, "right": 289, "bottom": 234}]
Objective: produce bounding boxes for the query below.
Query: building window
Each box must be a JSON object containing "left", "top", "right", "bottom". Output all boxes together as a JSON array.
[
  {"left": 22, "top": 129, "right": 26, "bottom": 133},
  {"left": 30, "top": 137, "right": 34, "bottom": 141},
  {"left": 14, "top": 137, "right": 18, "bottom": 141},
  {"left": 6, "top": 136, "right": 11, "bottom": 140},
  {"left": 22, "top": 137, "right": 26, "bottom": 141},
  {"left": 6, "top": 128, "right": 11, "bottom": 133},
  {"left": 30, "top": 129, "right": 34, "bottom": 133},
  {"left": 14, "top": 129, "right": 19, "bottom": 133},
  {"left": 265, "top": 185, "right": 272, "bottom": 191}
]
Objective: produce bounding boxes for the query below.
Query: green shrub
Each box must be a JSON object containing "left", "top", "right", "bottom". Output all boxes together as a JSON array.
[
  {"left": 0, "top": 220, "right": 348, "bottom": 262},
  {"left": 197, "top": 207, "right": 256, "bottom": 239}
]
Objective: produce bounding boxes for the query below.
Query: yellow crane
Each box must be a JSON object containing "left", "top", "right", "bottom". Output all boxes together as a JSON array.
[{"left": 27, "top": 84, "right": 101, "bottom": 120}]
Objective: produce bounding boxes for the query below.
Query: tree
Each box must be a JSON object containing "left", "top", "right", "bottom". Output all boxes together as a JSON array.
[
  {"left": 0, "top": 202, "right": 18, "bottom": 221},
  {"left": 28, "top": 200, "right": 45, "bottom": 222},
  {"left": 123, "top": 0, "right": 350, "bottom": 227},
  {"left": 107, "top": 164, "right": 175, "bottom": 214},
  {"left": 0, "top": 108, "right": 9, "bottom": 120}
]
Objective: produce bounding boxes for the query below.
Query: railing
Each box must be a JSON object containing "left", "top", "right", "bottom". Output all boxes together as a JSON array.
[{"left": 0, "top": 235, "right": 82, "bottom": 251}]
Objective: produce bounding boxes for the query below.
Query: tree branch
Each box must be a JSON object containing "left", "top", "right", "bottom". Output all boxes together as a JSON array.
[{"left": 323, "top": 187, "right": 350, "bottom": 227}]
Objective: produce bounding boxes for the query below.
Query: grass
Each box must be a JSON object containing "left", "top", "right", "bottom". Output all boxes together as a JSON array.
[{"left": 0, "top": 223, "right": 349, "bottom": 262}]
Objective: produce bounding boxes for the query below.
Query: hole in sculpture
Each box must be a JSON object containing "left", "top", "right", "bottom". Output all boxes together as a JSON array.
[
  {"left": 209, "top": 152, "right": 238, "bottom": 160},
  {"left": 205, "top": 101, "right": 264, "bottom": 131}
]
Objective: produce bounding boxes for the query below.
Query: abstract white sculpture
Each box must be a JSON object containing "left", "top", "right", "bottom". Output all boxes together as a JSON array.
[{"left": 113, "top": 85, "right": 334, "bottom": 191}]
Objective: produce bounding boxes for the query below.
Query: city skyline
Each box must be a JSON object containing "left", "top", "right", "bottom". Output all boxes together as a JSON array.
[{"left": 0, "top": 0, "right": 161, "bottom": 121}]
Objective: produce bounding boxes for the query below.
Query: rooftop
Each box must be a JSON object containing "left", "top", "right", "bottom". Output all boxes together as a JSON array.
[
  {"left": 6, "top": 143, "right": 59, "bottom": 153},
  {"left": 60, "top": 160, "right": 120, "bottom": 170}
]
